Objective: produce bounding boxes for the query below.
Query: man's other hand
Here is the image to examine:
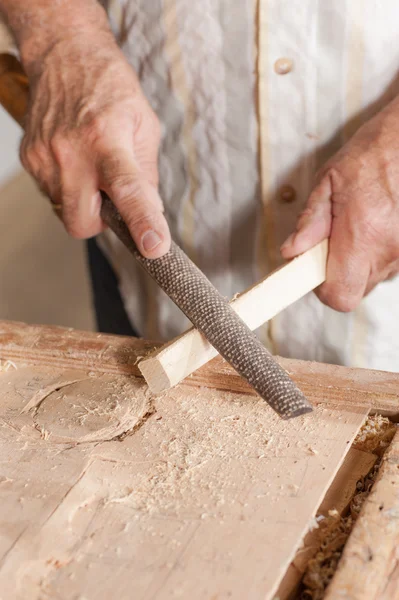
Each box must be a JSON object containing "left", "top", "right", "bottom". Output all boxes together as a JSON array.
[{"left": 281, "top": 100, "right": 399, "bottom": 311}]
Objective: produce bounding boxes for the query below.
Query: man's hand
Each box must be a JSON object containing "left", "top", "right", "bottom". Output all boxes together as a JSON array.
[
  {"left": 281, "top": 99, "right": 399, "bottom": 311},
  {"left": 1, "top": 0, "right": 170, "bottom": 258}
]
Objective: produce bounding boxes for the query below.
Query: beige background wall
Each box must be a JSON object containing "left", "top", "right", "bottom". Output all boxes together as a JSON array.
[{"left": 0, "top": 106, "right": 94, "bottom": 330}]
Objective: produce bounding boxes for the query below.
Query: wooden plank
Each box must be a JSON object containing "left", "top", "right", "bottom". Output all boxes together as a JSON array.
[
  {"left": 379, "top": 560, "right": 399, "bottom": 600},
  {"left": 325, "top": 430, "right": 399, "bottom": 600},
  {"left": 317, "top": 448, "right": 378, "bottom": 516},
  {"left": 0, "top": 319, "right": 155, "bottom": 375},
  {"left": 191, "top": 359, "right": 399, "bottom": 417},
  {"left": 277, "top": 447, "right": 378, "bottom": 600},
  {"left": 1, "top": 320, "right": 399, "bottom": 415},
  {"left": 139, "top": 241, "right": 327, "bottom": 393},
  {"left": 0, "top": 358, "right": 368, "bottom": 600}
]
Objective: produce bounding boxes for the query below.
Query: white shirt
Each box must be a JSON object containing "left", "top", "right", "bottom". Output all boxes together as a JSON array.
[{"left": 25, "top": 1, "right": 399, "bottom": 370}]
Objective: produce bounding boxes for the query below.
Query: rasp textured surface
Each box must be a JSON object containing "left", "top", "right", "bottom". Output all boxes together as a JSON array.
[{"left": 101, "top": 194, "right": 312, "bottom": 419}]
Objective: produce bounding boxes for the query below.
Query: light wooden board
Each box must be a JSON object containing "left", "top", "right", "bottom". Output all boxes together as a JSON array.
[
  {"left": 0, "top": 361, "right": 368, "bottom": 600},
  {"left": 325, "top": 430, "right": 399, "bottom": 600},
  {"left": 379, "top": 561, "right": 399, "bottom": 600},
  {"left": 139, "top": 241, "right": 328, "bottom": 392}
]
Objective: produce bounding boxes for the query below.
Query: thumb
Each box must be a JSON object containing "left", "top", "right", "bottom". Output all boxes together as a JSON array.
[
  {"left": 280, "top": 176, "right": 333, "bottom": 259},
  {"left": 99, "top": 149, "right": 171, "bottom": 259}
]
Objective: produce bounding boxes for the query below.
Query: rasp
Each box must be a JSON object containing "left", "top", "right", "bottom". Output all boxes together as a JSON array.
[
  {"left": 101, "top": 196, "right": 312, "bottom": 419},
  {"left": 0, "top": 52, "right": 312, "bottom": 419}
]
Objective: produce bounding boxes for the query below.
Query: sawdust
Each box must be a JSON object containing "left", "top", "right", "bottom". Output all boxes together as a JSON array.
[
  {"left": 352, "top": 414, "right": 397, "bottom": 456},
  {"left": 0, "top": 359, "right": 17, "bottom": 373},
  {"left": 298, "top": 415, "right": 397, "bottom": 600},
  {"left": 0, "top": 362, "right": 370, "bottom": 600},
  {"left": 90, "top": 387, "right": 365, "bottom": 527}
]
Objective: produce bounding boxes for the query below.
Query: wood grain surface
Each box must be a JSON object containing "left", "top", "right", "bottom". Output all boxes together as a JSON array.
[
  {"left": 0, "top": 319, "right": 377, "bottom": 599},
  {"left": 1, "top": 320, "right": 399, "bottom": 415},
  {"left": 325, "top": 430, "right": 399, "bottom": 600},
  {"left": 0, "top": 364, "right": 367, "bottom": 600}
]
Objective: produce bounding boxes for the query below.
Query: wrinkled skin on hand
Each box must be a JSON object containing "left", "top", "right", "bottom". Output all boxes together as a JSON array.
[
  {"left": 281, "top": 98, "right": 399, "bottom": 312},
  {"left": 20, "top": 34, "right": 171, "bottom": 258}
]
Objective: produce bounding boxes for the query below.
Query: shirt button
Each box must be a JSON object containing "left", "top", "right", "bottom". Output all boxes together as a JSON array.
[
  {"left": 279, "top": 185, "right": 296, "bottom": 203},
  {"left": 274, "top": 58, "right": 293, "bottom": 75}
]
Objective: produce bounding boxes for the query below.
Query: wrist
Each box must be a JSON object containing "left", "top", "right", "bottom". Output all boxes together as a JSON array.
[{"left": 8, "top": 1, "right": 114, "bottom": 76}]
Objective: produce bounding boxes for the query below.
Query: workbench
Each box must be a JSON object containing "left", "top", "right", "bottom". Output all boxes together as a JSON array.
[{"left": 0, "top": 320, "right": 398, "bottom": 600}]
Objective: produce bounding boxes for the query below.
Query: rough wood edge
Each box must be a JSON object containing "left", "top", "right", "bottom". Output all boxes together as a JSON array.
[
  {"left": 277, "top": 447, "right": 378, "bottom": 600},
  {"left": 324, "top": 429, "right": 399, "bottom": 600},
  {"left": 138, "top": 241, "right": 328, "bottom": 392},
  {"left": 1, "top": 319, "right": 399, "bottom": 414}
]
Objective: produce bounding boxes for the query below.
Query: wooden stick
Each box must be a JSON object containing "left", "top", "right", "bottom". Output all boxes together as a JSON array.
[
  {"left": 325, "top": 430, "right": 399, "bottom": 600},
  {"left": 139, "top": 240, "right": 328, "bottom": 392}
]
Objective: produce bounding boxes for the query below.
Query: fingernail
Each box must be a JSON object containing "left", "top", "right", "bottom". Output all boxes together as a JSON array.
[
  {"left": 280, "top": 232, "right": 295, "bottom": 251},
  {"left": 91, "top": 191, "right": 102, "bottom": 216},
  {"left": 142, "top": 230, "right": 162, "bottom": 252}
]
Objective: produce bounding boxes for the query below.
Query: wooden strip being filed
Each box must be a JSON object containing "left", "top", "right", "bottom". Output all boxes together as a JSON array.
[
  {"left": 325, "top": 430, "right": 399, "bottom": 600},
  {"left": 138, "top": 240, "right": 328, "bottom": 393}
]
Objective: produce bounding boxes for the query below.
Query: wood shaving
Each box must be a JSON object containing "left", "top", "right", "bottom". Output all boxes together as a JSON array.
[
  {"left": 20, "top": 379, "right": 87, "bottom": 415},
  {"left": 353, "top": 414, "right": 397, "bottom": 456},
  {"left": 0, "top": 359, "right": 17, "bottom": 373},
  {"left": 307, "top": 515, "right": 325, "bottom": 532}
]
